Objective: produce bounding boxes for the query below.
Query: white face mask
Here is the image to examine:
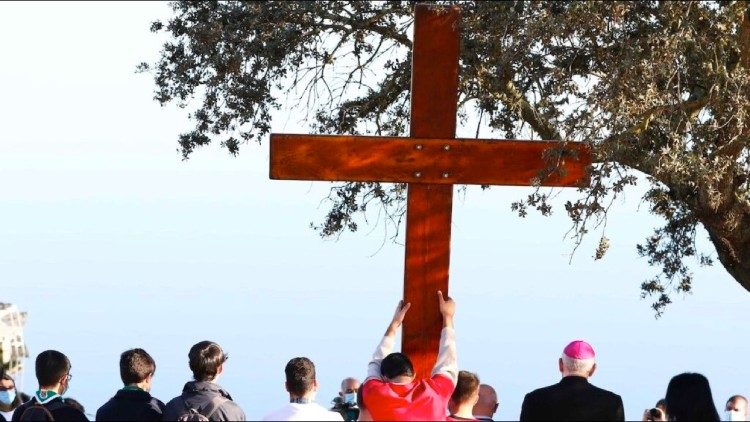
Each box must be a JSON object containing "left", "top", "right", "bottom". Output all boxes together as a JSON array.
[{"left": 725, "top": 410, "right": 746, "bottom": 422}]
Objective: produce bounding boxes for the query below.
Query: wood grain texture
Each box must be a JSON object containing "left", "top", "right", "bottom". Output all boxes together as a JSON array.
[
  {"left": 401, "top": 4, "right": 460, "bottom": 379},
  {"left": 268, "top": 4, "right": 593, "bottom": 380},
  {"left": 270, "top": 134, "right": 591, "bottom": 187}
]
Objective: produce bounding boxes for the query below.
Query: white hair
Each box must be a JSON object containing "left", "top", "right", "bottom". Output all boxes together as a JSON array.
[{"left": 561, "top": 355, "right": 595, "bottom": 376}]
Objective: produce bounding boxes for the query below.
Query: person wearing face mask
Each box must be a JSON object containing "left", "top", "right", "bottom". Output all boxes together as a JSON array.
[
  {"left": 0, "top": 373, "right": 23, "bottom": 422},
  {"left": 11, "top": 350, "right": 88, "bottom": 421},
  {"left": 95, "top": 348, "right": 165, "bottom": 421},
  {"left": 262, "top": 357, "right": 343, "bottom": 421},
  {"left": 330, "top": 377, "right": 360, "bottom": 421},
  {"left": 725, "top": 395, "right": 748, "bottom": 421}
]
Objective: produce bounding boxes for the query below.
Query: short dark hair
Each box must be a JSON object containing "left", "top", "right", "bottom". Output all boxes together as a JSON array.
[
  {"left": 120, "top": 348, "right": 156, "bottom": 385},
  {"left": 665, "top": 372, "right": 719, "bottom": 421},
  {"left": 64, "top": 397, "right": 85, "bottom": 413},
  {"left": 35, "top": 350, "right": 70, "bottom": 387},
  {"left": 188, "top": 341, "right": 227, "bottom": 382},
  {"left": 451, "top": 370, "right": 480, "bottom": 405},
  {"left": 727, "top": 395, "right": 748, "bottom": 406},
  {"left": 380, "top": 353, "right": 414, "bottom": 380},
  {"left": 285, "top": 357, "right": 316, "bottom": 397}
]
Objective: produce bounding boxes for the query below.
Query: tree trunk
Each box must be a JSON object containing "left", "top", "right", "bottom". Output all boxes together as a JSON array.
[{"left": 701, "top": 205, "right": 750, "bottom": 292}]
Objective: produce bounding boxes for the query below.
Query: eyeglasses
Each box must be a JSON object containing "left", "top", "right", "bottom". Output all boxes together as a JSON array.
[{"left": 65, "top": 373, "right": 73, "bottom": 382}]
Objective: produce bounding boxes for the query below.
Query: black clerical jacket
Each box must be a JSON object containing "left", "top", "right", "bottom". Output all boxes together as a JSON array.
[{"left": 519, "top": 375, "right": 625, "bottom": 421}]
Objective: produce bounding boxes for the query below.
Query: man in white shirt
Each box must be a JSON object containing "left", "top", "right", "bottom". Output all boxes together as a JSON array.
[{"left": 262, "top": 357, "right": 343, "bottom": 421}]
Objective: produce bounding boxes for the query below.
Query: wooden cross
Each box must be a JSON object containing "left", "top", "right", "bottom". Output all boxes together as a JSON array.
[{"left": 269, "top": 4, "right": 591, "bottom": 377}]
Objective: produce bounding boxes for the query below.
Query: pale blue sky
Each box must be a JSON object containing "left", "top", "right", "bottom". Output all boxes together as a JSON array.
[{"left": 1, "top": 2, "right": 748, "bottom": 421}]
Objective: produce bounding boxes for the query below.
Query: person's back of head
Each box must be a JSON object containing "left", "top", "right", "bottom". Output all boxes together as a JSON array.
[
  {"left": 725, "top": 395, "right": 748, "bottom": 421},
  {"left": 64, "top": 398, "right": 85, "bottom": 414},
  {"left": 655, "top": 399, "right": 667, "bottom": 411},
  {"left": 120, "top": 348, "right": 156, "bottom": 391},
  {"left": 472, "top": 384, "right": 499, "bottom": 419},
  {"left": 18, "top": 405, "right": 56, "bottom": 421},
  {"left": 558, "top": 340, "right": 597, "bottom": 378},
  {"left": 449, "top": 371, "right": 480, "bottom": 417},
  {"left": 35, "top": 350, "right": 71, "bottom": 391},
  {"left": 285, "top": 357, "right": 317, "bottom": 399},
  {"left": 665, "top": 372, "right": 719, "bottom": 421},
  {"left": 188, "top": 341, "right": 227, "bottom": 382},
  {"left": 380, "top": 353, "right": 414, "bottom": 381}
]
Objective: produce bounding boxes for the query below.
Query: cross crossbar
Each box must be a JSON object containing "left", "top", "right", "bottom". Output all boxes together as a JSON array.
[
  {"left": 269, "top": 4, "right": 592, "bottom": 378},
  {"left": 270, "top": 134, "right": 590, "bottom": 187}
]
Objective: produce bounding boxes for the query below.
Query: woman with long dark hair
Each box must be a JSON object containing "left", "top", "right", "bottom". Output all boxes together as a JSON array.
[
  {"left": 664, "top": 372, "right": 720, "bottom": 421},
  {"left": 0, "top": 372, "right": 24, "bottom": 422}
]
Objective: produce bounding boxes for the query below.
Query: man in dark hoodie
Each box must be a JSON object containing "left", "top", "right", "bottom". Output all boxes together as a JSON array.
[
  {"left": 96, "top": 348, "right": 165, "bottom": 421},
  {"left": 163, "top": 341, "right": 245, "bottom": 421}
]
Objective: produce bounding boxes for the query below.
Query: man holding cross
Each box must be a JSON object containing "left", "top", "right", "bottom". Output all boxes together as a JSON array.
[
  {"left": 270, "top": 4, "right": 590, "bottom": 378},
  {"left": 361, "top": 292, "right": 458, "bottom": 421}
]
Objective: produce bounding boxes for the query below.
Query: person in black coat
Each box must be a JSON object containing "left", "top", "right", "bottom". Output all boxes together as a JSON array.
[
  {"left": 96, "top": 348, "right": 165, "bottom": 421},
  {"left": 520, "top": 340, "right": 624, "bottom": 421},
  {"left": 11, "top": 350, "right": 88, "bottom": 421}
]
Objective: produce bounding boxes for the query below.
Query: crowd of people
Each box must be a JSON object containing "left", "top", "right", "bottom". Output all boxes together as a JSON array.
[{"left": 0, "top": 292, "right": 746, "bottom": 421}]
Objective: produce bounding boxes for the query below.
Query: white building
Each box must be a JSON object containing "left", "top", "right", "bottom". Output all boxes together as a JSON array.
[{"left": 0, "top": 303, "right": 28, "bottom": 375}]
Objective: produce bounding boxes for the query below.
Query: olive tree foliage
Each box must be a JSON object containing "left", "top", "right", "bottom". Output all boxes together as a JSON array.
[{"left": 139, "top": 1, "right": 750, "bottom": 315}]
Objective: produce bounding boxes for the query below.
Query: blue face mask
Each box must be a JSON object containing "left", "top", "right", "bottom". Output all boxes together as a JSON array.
[
  {"left": 0, "top": 390, "right": 16, "bottom": 406},
  {"left": 343, "top": 392, "right": 356, "bottom": 405}
]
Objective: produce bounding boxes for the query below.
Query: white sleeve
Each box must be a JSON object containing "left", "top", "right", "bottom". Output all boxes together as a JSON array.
[
  {"left": 366, "top": 333, "right": 395, "bottom": 381},
  {"left": 430, "top": 327, "right": 458, "bottom": 384}
]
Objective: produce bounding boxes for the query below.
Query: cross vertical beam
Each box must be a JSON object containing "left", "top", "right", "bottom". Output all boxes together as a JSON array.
[
  {"left": 269, "top": 3, "right": 592, "bottom": 380},
  {"left": 402, "top": 5, "right": 460, "bottom": 378}
]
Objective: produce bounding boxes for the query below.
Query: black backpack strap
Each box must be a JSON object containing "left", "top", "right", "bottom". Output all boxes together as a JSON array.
[
  {"left": 182, "top": 399, "right": 199, "bottom": 414},
  {"left": 202, "top": 395, "right": 230, "bottom": 420}
]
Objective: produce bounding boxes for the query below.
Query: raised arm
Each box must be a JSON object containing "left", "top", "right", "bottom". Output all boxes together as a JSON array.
[
  {"left": 366, "top": 300, "right": 411, "bottom": 381},
  {"left": 431, "top": 291, "right": 458, "bottom": 384}
]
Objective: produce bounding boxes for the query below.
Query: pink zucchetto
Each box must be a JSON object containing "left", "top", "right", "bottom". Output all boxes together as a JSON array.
[{"left": 563, "top": 340, "right": 595, "bottom": 360}]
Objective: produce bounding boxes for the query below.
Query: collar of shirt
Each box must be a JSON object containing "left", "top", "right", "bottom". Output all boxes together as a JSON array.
[{"left": 35, "top": 390, "right": 60, "bottom": 404}]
